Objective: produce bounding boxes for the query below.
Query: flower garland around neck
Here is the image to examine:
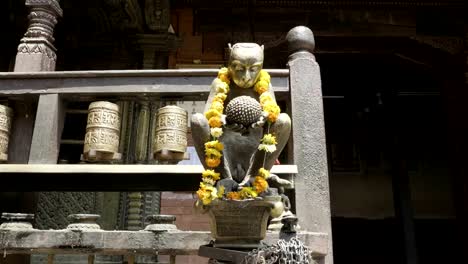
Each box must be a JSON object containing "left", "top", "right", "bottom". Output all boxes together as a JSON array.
[{"left": 196, "top": 67, "right": 281, "bottom": 205}]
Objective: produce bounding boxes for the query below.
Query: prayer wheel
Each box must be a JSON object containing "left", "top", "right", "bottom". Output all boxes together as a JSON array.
[
  {"left": 153, "top": 105, "right": 188, "bottom": 159},
  {"left": 83, "top": 101, "right": 121, "bottom": 157},
  {"left": 0, "top": 104, "right": 13, "bottom": 162}
]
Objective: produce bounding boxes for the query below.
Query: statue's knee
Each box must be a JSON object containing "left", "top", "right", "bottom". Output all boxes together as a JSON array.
[
  {"left": 277, "top": 113, "right": 291, "bottom": 128},
  {"left": 191, "top": 113, "right": 207, "bottom": 127}
]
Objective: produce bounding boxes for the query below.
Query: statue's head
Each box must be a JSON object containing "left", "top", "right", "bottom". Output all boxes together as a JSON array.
[{"left": 228, "top": 43, "right": 264, "bottom": 89}]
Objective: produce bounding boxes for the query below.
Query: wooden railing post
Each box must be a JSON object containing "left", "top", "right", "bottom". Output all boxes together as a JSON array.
[
  {"left": 28, "top": 94, "right": 65, "bottom": 164},
  {"left": 287, "top": 26, "right": 334, "bottom": 264}
]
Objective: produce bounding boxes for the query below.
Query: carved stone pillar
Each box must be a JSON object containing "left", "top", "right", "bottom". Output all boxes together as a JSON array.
[
  {"left": 287, "top": 26, "right": 334, "bottom": 264},
  {"left": 14, "top": 0, "right": 63, "bottom": 72}
]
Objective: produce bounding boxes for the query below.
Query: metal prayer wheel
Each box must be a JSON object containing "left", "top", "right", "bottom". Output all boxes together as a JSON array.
[
  {"left": 83, "top": 101, "right": 121, "bottom": 159},
  {"left": 0, "top": 104, "right": 13, "bottom": 162},
  {"left": 153, "top": 105, "right": 188, "bottom": 160}
]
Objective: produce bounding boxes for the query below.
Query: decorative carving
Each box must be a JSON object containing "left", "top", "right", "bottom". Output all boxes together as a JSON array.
[
  {"left": 0, "top": 213, "right": 35, "bottom": 230},
  {"left": 206, "top": 199, "right": 276, "bottom": 248},
  {"left": 410, "top": 36, "right": 464, "bottom": 55},
  {"left": 14, "top": 0, "right": 62, "bottom": 71},
  {"left": 126, "top": 192, "right": 143, "bottom": 230},
  {"left": 102, "top": 0, "right": 144, "bottom": 31},
  {"left": 144, "top": 214, "right": 177, "bottom": 232},
  {"left": 66, "top": 214, "right": 102, "bottom": 231},
  {"left": 35, "top": 192, "right": 98, "bottom": 230},
  {"left": 154, "top": 105, "right": 188, "bottom": 155},
  {"left": 83, "top": 101, "right": 121, "bottom": 161},
  {"left": 0, "top": 104, "right": 13, "bottom": 161},
  {"left": 145, "top": 0, "right": 170, "bottom": 32},
  {"left": 17, "top": 43, "right": 57, "bottom": 61}
]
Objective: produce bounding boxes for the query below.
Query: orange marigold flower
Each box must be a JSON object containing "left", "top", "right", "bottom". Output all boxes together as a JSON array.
[
  {"left": 254, "top": 176, "right": 269, "bottom": 193},
  {"left": 208, "top": 116, "right": 222, "bottom": 128},
  {"left": 206, "top": 157, "right": 221, "bottom": 168},
  {"left": 255, "top": 80, "right": 269, "bottom": 94},
  {"left": 227, "top": 192, "right": 241, "bottom": 200}
]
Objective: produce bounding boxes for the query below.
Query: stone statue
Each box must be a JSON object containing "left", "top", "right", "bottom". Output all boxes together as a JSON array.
[{"left": 191, "top": 43, "right": 292, "bottom": 192}]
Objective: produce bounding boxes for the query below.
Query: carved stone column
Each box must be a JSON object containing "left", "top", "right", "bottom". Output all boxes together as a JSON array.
[{"left": 14, "top": 0, "right": 63, "bottom": 72}]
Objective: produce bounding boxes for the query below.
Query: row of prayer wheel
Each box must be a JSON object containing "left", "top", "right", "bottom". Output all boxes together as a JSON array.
[
  {"left": 83, "top": 101, "right": 188, "bottom": 162},
  {"left": 0, "top": 101, "right": 188, "bottom": 163}
]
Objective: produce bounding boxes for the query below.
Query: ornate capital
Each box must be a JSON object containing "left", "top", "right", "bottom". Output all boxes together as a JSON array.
[{"left": 23, "top": 0, "right": 62, "bottom": 46}]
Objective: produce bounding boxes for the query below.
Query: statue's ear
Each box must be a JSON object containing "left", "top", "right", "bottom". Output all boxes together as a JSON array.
[
  {"left": 261, "top": 45, "right": 264, "bottom": 51},
  {"left": 228, "top": 43, "right": 233, "bottom": 51}
]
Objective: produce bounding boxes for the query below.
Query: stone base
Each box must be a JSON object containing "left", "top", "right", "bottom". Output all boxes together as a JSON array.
[
  {"left": 154, "top": 149, "right": 189, "bottom": 163},
  {"left": 0, "top": 153, "right": 8, "bottom": 162}
]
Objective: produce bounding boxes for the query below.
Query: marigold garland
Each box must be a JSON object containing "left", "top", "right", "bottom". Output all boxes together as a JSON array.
[{"left": 197, "top": 67, "right": 281, "bottom": 205}]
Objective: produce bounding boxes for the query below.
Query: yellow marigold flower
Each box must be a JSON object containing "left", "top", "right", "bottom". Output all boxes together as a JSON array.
[
  {"left": 205, "top": 140, "right": 224, "bottom": 151},
  {"left": 208, "top": 116, "right": 222, "bottom": 128},
  {"left": 197, "top": 183, "right": 218, "bottom": 205},
  {"left": 227, "top": 191, "right": 241, "bottom": 200},
  {"left": 254, "top": 176, "right": 269, "bottom": 193},
  {"left": 239, "top": 187, "right": 258, "bottom": 199},
  {"left": 215, "top": 80, "right": 229, "bottom": 93},
  {"left": 260, "top": 92, "right": 274, "bottom": 105},
  {"left": 218, "top": 74, "right": 230, "bottom": 85},
  {"left": 218, "top": 67, "right": 229, "bottom": 76},
  {"left": 205, "top": 148, "right": 222, "bottom": 158},
  {"left": 259, "top": 70, "right": 271, "bottom": 82},
  {"left": 205, "top": 109, "right": 221, "bottom": 120},
  {"left": 205, "top": 157, "right": 221, "bottom": 168},
  {"left": 258, "top": 168, "right": 270, "bottom": 178},
  {"left": 217, "top": 185, "right": 225, "bottom": 198},
  {"left": 202, "top": 169, "right": 220, "bottom": 181},
  {"left": 215, "top": 93, "right": 227, "bottom": 102},
  {"left": 210, "top": 127, "right": 223, "bottom": 138},
  {"left": 202, "top": 177, "right": 215, "bottom": 185},
  {"left": 261, "top": 134, "right": 277, "bottom": 145},
  {"left": 210, "top": 101, "right": 224, "bottom": 112}
]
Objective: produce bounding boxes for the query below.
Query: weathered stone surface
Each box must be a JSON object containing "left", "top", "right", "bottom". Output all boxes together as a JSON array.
[
  {"left": 0, "top": 229, "right": 328, "bottom": 256},
  {"left": 287, "top": 26, "right": 334, "bottom": 264}
]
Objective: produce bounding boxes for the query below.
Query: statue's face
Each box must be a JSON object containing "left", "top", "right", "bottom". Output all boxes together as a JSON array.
[{"left": 228, "top": 43, "right": 264, "bottom": 89}]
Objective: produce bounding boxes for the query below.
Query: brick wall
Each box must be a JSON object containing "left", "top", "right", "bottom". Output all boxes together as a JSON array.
[{"left": 160, "top": 192, "right": 210, "bottom": 264}]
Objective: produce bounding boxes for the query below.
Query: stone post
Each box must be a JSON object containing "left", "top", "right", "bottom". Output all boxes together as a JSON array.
[
  {"left": 286, "top": 26, "right": 334, "bottom": 264},
  {"left": 14, "top": 0, "right": 63, "bottom": 72}
]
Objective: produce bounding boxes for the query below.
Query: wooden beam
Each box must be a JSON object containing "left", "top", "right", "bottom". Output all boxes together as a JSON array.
[
  {"left": 0, "top": 70, "right": 289, "bottom": 97},
  {"left": 0, "top": 164, "right": 297, "bottom": 191},
  {"left": 0, "top": 164, "right": 296, "bottom": 174}
]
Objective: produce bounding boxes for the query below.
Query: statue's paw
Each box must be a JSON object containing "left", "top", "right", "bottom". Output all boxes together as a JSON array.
[
  {"left": 224, "top": 123, "right": 246, "bottom": 134},
  {"left": 216, "top": 178, "right": 239, "bottom": 193},
  {"left": 267, "top": 174, "right": 294, "bottom": 189}
]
